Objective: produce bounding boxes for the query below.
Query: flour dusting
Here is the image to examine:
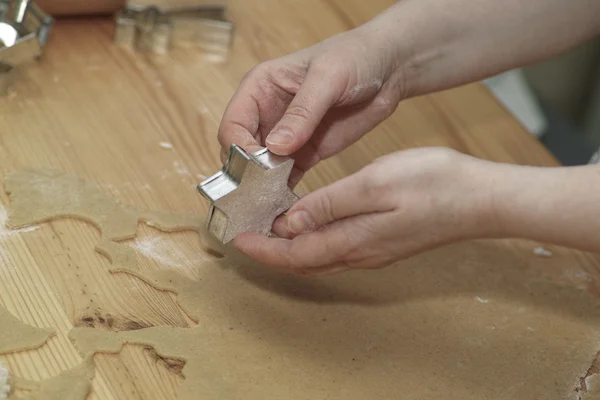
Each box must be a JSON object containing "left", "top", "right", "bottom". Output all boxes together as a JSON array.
[
  {"left": 129, "top": 236, "right": 202, "bottom": 269},
  {"left": 173, "top": 161, "right": 190, "bottom": 175},
  {"left": 561, "top": 268, "right": 592, "bottom": 290},
  {"left": 348, "top": 79, "right": 383, "bottom": 96},
  {"left": 475, "top": 296, "right": 489, "bottom": 304},
  {"left": 0, "top": 208, "right": 38, "bottom": 239},
  {"left": 0, "top": 361, "right": 9, "bottom": 400},
  {"left": 101, "top": 182, "right": 152, "bottom": 195},
  {"left": 533, "top": 247, "right": 553, "bottom": 257},
  {"left": 159, "top": 142, "right": 173, "bottom": 150}
]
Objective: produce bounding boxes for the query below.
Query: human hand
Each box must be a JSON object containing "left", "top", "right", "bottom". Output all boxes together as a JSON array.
[
  {"left": 233, "top": 148, "right": 499, "bottom": 275},
  {"left": 218, "top": 22, "right": 409, "bottom": 186}
]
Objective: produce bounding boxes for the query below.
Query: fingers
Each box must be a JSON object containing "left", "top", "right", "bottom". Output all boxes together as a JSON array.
[
  {"left": 266, "top": 66, "right": 343, "bottom": 156},
  {"left": 280, "top": 168, "right": 392, "bottom": 237},
  {"left": 234, "top": 222, "right": 355, "bottom": 269},
  {"left": 273, "top": 263, "right": 349, "bottom": 277},
  {"left": 234, "top": 212, "right": 389, "bottom": 270},
  {"left": 301, "top": 94, "right": 399, "bottom": 162},
  {"left": 218, "top": 70, "right": 268, "bottom": 155}
]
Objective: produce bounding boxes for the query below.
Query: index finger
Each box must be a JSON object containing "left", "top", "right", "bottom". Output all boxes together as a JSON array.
[{"left": 218, "top": 74, "right": 264, "bottom": 154}]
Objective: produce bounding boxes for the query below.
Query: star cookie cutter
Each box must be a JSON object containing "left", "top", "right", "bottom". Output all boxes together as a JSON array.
[
  {"left": 114, "top": 4, "right": 234, "bottom": 54},
  {"left": 198, "top": 144, "right": 299, "bottom": 244},
  {"left": 0, "top": 0, "right": 53, "bottom": 95}
]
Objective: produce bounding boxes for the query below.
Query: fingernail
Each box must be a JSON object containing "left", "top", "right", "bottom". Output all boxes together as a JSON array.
[
  {"left": 266, "top": 129, "right": 294, "bottom": 146},
  {"left": 287, "top": 211, "right": 314, "bottom": 234}
]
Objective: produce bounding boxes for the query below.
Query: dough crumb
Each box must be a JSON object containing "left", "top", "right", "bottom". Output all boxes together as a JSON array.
[
  {"left": 475, "top": 296, "right": 489, "bottom": 303},
  {"left": 533, "top": 247, "right": 553, "bottom": 257},
  {"left": 159, "top": 142, "right": 173, "bottom": 150},
  {"left": 0, "top": 361, "right": 10, "bottom": 400}
]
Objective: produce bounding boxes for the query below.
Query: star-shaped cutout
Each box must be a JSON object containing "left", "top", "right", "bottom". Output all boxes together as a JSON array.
[{"left": 198, "top": 145, "right": 299, "bottom": 244}]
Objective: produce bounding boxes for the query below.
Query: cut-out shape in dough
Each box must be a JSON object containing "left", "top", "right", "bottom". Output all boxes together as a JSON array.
[
  {"left": 10, "top": 357, "right": 94, "bottom": 400},
  {"left": 5, "top": 169, "right": 234, "bottom": 321},
  {"left": 0, "top": 308, "right": 55, "bottom": 355},
  {"left": 6, "top": 169, "right": 600, "bottom": 399},
  {"left": 82, "top": 241, "right": 600, "bottom": 400},
  {"left": 95, "top": 239, "right": 233, "bottom": 322},
  {"left": 70, "top": 327, "right": 232, "bottom": 399}
]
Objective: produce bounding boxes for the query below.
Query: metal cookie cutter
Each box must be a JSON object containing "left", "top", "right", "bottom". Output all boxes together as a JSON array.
[
  {"left": 114, "top": 4, "right": 234, "bottom": 54},
  {"left": 0, "top": 0, "right": 53, "bottom": 95},
  {"left": 198, "top": 144, "right": 299, "bottom": 244}
]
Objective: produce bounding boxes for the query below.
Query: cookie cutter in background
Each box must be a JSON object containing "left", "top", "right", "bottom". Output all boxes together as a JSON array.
[
  {"left": 0, "top": 0, "right": 53, "bottom": 95},
  {"left": 198, "top": 145, "right": 299, "bottom": 244},
  {"left": 114, "top": 4, "right": 234, "bottom": 54}
]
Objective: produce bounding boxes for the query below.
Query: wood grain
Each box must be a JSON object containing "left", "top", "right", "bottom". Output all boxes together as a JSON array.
[{"left": 0, "top": 0, "right": 599, "bottom": 398}]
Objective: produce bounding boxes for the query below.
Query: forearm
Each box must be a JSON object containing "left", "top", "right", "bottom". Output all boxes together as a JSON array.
[
  {"left": 36, "top": 0, "right": 124, "bottom": 15},
  {"left": 367, "top": 0, "right": 600, "bottom": 98},
  {"left": 478, "top": 162, "right": 600, "bottom": 253}
]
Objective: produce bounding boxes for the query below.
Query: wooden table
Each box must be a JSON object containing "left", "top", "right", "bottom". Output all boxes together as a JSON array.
[{"left": 1, "top": 0, "right": 599, "bottom": 398}]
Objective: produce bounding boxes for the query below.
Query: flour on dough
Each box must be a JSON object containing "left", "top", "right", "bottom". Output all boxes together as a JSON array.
[
  {"left": 96, "top": 239, "right": 233, "bottom": 322},
  {"left": 0, "top": 361, "right": 9, "bottom": 400},
  {"left": 5, "top": 169, "right": 600, "bottom": 400},
  {"left": 0, "top": 308, "right": 54, "bottom": 355},
  {"left": 87, "top": 240, "right": 600, "bottom": 400},
  {"left": 583, "top": 373, "right": 600, "bottom": 399}
]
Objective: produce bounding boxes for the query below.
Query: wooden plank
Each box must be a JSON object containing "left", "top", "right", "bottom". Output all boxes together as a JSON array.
[{"left": 0, "top": 0, "right": 598, "bottom": 398}]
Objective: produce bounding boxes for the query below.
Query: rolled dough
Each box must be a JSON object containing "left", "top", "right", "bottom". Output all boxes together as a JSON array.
[
  {"left": 4, "top": 169, "right": 600, "bottom": 399},
  {"left": 0, "top": 308, "right": 54, "bottom": 355},
  {"left": 8, "top": 358, "right": 94, "bottom": 400},
  {"left": 4, "top": 170, "right": 205, "bottom": 241}
]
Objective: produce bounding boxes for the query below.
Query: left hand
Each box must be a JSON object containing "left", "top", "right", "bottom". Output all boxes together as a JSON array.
[{"left": 233, "top": 147, "right": 499, "bottom": 276}]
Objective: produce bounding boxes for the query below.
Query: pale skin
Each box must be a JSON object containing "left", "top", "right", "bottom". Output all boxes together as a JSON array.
[
  {"left": 218, "top": 0, "right": 600, "bottom": 275},
  {"left": 43, "top": 1, "right": 600, "bottom": 275}
]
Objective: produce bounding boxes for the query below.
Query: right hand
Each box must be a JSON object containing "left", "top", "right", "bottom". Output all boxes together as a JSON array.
[
  {"left": 234, "top": 147, "right": 499, "bottom": 275},
  {"left": 218, "top": 23, "right": 409, "bottom": 186}
]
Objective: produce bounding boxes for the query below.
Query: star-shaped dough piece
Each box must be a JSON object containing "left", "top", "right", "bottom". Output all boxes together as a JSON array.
[{"left": 198, "top": 145, "right": 299, "bottom": 244}]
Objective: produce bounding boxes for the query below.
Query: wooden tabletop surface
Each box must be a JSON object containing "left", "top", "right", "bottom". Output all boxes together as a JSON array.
[{"left": 1, "top": 0, "right": 599, "bottom": 398}]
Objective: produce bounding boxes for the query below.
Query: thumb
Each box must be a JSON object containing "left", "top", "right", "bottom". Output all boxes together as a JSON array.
[
  {"left": 278, "top": 169, "right": 389, "bottom": 237},
  {"left": 266, "top": 67, "right": 341, "bottom": 156}
]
